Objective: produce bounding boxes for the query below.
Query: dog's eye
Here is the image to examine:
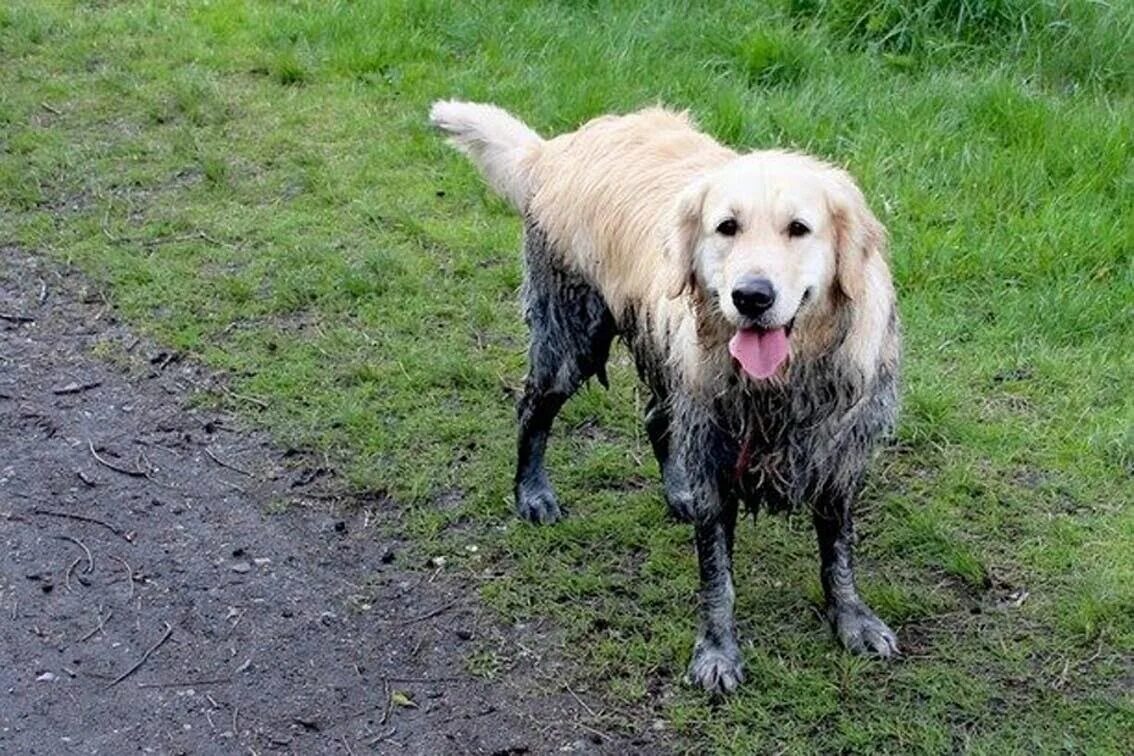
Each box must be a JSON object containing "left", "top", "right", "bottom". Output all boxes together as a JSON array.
[
  {"left": 787, "top": 220, "right": 811, "bottom": 238},
  {"left": 716, "top": 219, "right": 739, "bottom": 237}
]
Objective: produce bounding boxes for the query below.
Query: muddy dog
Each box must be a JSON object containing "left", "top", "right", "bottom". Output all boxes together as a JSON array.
[{"left": 430, "top": 102, "right": 900, "bottom": 694}]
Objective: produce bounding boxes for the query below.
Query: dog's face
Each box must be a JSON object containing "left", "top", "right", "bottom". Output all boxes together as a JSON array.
[{"left": 668, "top": 151, "right": 884, "bottom": 380}]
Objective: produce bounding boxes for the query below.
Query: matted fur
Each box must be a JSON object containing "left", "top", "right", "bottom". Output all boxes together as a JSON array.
[{"left": 431, "top": 100, "right": 902, "bottom": 695}]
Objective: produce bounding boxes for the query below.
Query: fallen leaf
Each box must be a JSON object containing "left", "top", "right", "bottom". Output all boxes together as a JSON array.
[{"left": 390, "top": 690, "right": 417, "bottom": 709}]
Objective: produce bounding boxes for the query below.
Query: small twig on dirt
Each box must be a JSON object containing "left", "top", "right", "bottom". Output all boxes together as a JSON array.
[
  {"left": 32, "top": 507, "right": 130, "bottom": 542},
  {"left": 364, "top": 728, "right": 397, "bottom": 747},
  {"left": 0, "top": 313, "right": 35, "bottom": 323},
  {"left": 204, "top": 447, "right": 255, "bottom": 478},
  {"left": 52, "top": 380, "right": 102, "bottom": 395},
  {"left": 56, "top": 535, "right": 94, "bottom": 574},
  {"left": 85, "top": 441, "right": 168, "bottom": 490},
  {"left": 40, "top": 101, "right": 62, "bottom": 115},
  {"left": 76, "top": 470, "right": 96, "bottom": 487},
  {"left": 104, "top": 621, "right": 173, "bottom": 689},
  {"left": 137, "top": 678, "right": 232, "bottom": 689},
  {"left": 88, "top": 439, "right": 147, "bottom": 478},
  {"left": 340, "top": 736, "right": 356, "bottom": 756},
  {"left": 76, "top": 608, "right": 112, "bottom": 643},
  {"left": 565, "top": 684, "right": 600, "bottom": 719},
  {"left": 379, "top": 678, "right": 392, "bottom": 725},
  {"left": 576, "top": 721, "right": 611, "bottom": 743},
  {"left": 383, "top": 675, "right": 470, "bottom": 684},
  {"left": 392, "top": 600, "right": 461, "bottom": 627},
  {"left": 109, "top": 555, "right": 135, "bottom": 600},
  {"left": 231, "top": 705, "right": 239, "bottom": 737},
  {"left": 38, "top": 278, "right": 47, "bottom": 304},
  {"left": 65, "top": 557, "right": 81, "bottom": 591}
]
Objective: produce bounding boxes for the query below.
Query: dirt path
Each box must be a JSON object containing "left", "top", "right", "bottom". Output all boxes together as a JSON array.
[{"left": 0, "top": 251, "right": 660, "bottom": 754}]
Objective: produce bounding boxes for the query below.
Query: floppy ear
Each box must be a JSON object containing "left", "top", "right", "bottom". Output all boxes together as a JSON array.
[
  {"left": 665, "top": 178, "right": 708, "bottom": 299},
  {"left": 828, "top": 169, "right": 887, "bottom": 302}
]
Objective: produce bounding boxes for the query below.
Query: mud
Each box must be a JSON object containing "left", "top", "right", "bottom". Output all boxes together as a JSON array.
[{"left": 0, "top": 250, "right": 662, "bottom": 754}]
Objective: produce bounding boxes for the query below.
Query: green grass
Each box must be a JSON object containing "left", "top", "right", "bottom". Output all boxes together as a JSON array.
[{"left": 2, "top": 1, "right": 1132, "bottom": 751}]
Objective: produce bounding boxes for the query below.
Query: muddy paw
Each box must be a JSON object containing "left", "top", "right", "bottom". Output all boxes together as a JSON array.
[
  {"left": 685, "top": 639, "right": 744, "bottom": 695},
  {"left": 515, "top": 480, "right": 563, "bottom": 524},
  {"left": 833, "top": 603, "right": 899, "bottom": 658}
]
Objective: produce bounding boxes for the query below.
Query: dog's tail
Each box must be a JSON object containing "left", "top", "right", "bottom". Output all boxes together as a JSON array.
[{"left": 429, "top": 100, "right": 543, "bottom": 211}]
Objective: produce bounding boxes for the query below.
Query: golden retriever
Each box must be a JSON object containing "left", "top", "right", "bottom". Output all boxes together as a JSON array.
[{"left": 431, "top": 101, "right": 900, "bottom": 694}]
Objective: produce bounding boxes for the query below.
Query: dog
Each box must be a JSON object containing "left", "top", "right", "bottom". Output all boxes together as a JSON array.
[{"left": 430, "top": 101, "right": 900, "bottom": 694}]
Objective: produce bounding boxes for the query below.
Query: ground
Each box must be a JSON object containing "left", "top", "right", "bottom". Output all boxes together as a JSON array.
[
  {"left": 1, "top": 1, "right": 1132, "bottom": 753},
  {"left": 1, "top": 252, "right": 656, "bottom": 754}
]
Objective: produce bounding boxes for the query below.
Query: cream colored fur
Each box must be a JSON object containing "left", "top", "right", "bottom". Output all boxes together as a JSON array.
[
  {"left": 429, "top": 100, "right": 542, "bottom": 211},
  {"left": 430, "top": 101, "right": 893, "bottom": 392}
]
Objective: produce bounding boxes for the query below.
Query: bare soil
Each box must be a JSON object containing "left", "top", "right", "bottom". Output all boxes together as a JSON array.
[{"left": 0, "top": 251, "right": 662, "bottom": 755}]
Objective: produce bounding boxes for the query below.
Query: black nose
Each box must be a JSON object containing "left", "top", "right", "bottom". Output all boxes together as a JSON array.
[{"left": 731, "top": 277, "right": 776, "bottom": 318}]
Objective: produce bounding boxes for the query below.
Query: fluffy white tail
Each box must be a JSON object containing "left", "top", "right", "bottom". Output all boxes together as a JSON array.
[{"left": 429, "top": 100, "right": 543, "bottom": 211}]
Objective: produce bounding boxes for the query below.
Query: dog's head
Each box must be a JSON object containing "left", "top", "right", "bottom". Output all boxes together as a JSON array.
[{"left": 666, "top": 151, "right": 886, "bottom": 380}]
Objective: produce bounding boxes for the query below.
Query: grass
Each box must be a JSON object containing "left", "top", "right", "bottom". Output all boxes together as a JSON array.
[{"left": 2, "top": 0, "right": 1131, "bottom": 751}]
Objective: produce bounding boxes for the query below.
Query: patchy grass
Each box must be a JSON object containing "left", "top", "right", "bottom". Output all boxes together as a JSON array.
[{"left": 2, "top": 0, "right": 1131, "bottom": 751}]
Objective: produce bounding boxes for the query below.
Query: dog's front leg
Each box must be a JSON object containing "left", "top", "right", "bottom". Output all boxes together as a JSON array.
[
  {"left": 813, "top": 489, "right": 898, "bottom": 657},
  {"left": 686, "top": 496, "right": 743, "bottom": 695},
  {"left": 674, "top": 410, "right": 743, "bottom": 694}
]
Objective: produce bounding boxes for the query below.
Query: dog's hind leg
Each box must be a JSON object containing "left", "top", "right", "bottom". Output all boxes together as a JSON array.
[
  {"left": 813, "top": 487, "right": 899, "bottom": 658},
  {"left": 644, "top": 394, "right": 695, "bottom": 522},
  {"left": 514, "top": 225, "right": 615, "bottom": 524},
  {"left": 515, "top": 379, "right": 568, "bottom": 524}
]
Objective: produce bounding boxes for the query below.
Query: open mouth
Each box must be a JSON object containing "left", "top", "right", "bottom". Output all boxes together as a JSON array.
[{"left": 728, "top": 317, "right": 795, "bottom": 380}]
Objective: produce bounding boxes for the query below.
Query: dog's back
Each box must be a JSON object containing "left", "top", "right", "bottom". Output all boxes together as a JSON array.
[
  {"left": 527, "top": 109, "right": 732, "bottom": 316},
  {"left": 431, "top": 103, "right": 731, "bottom": 318}
]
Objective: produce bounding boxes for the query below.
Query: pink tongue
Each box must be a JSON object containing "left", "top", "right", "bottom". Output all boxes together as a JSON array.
[{"left": 729, "top": 328, "right": 790, "bottom": 379}]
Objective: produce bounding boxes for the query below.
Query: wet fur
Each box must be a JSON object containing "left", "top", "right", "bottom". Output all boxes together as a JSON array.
[{"left": 431, "top": 101, "right": 902, "bottom": 694}]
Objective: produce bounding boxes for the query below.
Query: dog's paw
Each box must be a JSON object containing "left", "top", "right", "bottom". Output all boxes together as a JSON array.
[
  {"left": 685, "top": 639, "right": 744, "bottom": 695},
  {"left": 515, "top": 481, "right": 563, "bottom": 524},
  {"left": 832, "top": 603, "right": 899, "bottom": 658}
]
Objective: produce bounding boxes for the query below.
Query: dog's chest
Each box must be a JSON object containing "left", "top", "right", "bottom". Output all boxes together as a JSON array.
[{"left": 725, "top": 371, "right": 856, "bottom": 508}]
